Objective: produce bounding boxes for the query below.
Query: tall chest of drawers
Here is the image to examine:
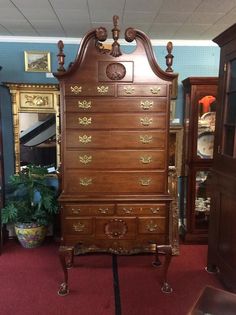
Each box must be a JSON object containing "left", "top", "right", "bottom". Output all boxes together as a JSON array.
[{"left": 54, "top": 17, "right": 177, "bottom": 296}]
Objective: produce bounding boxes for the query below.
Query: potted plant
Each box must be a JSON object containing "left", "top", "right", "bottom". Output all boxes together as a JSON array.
[{"left": 1, "top": 164, "right": 59, "bottom": 248}]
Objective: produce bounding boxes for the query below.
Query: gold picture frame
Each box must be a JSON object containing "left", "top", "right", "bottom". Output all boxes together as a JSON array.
[{"left": 24, "top": 51, "right": 51, "bottom": 72}]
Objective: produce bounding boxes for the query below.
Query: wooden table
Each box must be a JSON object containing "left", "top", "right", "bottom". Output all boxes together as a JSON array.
[{"left": 188, "top": 286, "right": 236, "bottom": 315}]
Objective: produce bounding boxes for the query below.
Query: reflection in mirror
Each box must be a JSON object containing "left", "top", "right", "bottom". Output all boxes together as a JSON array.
[
  {"left": 20, "top": 113, "right": 56, "bottom": 167},
  {"left": 5, "top": 83, "right": 60, "bottom": 173},
  {"left": 197, "top": 95, "right": 216, "bottom": 159}
]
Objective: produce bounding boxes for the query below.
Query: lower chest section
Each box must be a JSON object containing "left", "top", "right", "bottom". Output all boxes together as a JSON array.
[{"left": 60, "top": 201, "right": 170, "bottom": 253}]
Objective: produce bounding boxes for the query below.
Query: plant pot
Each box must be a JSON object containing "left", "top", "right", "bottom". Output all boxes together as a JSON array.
[{"left": 14, "top": 223, "right": 47, "bottom": 248}]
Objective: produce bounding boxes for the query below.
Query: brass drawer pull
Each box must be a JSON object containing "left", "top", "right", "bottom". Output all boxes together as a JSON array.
[
  {"left": 146, "top": 220, "right": 158, "bottom": 232},
  {"left": 78, "top": 100, "right": 91, "bottom": 109},
  {"left": 140, "top": 100, "right": 153, "bottom": 110},
  {"left": 79, "top": 155, "right": 92, "bottom": 164},
  {"left": 122, "top": 207, "right": 133, "bottom": 214},
  {"left": 140, "top": 135, "right": 153, "bottom": 144},
  {"left": 78, "top": 117, "right": 92, "bottom": 125},
  {"left": 124, "top": 86, "right": 134, "bottom": 94},
  {"left": 140, "top": 117, "right": 153, "bottom": 126},
  {"left": 70, "top": 85, "right": 82, "bottom": 94},
  {"left": 98, "top": 208, "right": 109, "bottom": 214},
  {"left": 97, "top": 85, "right": 109, "bottom": 94},
  {"left": 150, "top": 207, "right": 160, "bottom": 214},
  {"left": 139, "top": 178, "right": 151, "bottom": 186},
  {"left": 79, "top": 135, "right": 92, "bottom": 144},
  {"left": 73, "top": 222, "right": 85, "bottom": 232},
  {"left": 71, "top": 208, "right": 81, "bottom": 214},
  {"left": 150, "top": 87, "right": 161, "bottom": 95},
  {"left": 80, "top": 178, "right": 92, "bottom": 186},
  {"left": 140, "top": 156, "right": 152, "bottom": 164}
]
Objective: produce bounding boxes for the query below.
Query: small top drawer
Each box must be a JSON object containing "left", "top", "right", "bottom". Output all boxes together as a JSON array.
[
  {"left": 117, "top": 84, "right": 167, "bottom": 97},
  {"left": 64, "top": 204, "right": 115, "bottom": 216},
  {"left": 65, "top": 84, "right": 115, "bottom": 96},
  {"left": 117, "top": 204, "right": 167, "bottom": 216}
]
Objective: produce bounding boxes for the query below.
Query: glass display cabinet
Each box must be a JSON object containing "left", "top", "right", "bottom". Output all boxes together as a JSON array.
[
  {"left": 207, "top": 23, "right": 236, "bottom": 292},
  {"left": 182, "top": 77, "right": 218, "bottom": 243}
]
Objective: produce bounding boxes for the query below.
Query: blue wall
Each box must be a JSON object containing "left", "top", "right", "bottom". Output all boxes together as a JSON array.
[{"left": 0, "top": 40, "right": 220, "bottom": 182}]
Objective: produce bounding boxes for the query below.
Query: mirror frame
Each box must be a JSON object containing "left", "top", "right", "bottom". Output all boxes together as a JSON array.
[{"left": 6, "top": 83, "right": 60, "bottom": 173}]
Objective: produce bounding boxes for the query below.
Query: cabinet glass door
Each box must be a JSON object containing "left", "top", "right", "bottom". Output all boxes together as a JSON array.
[
  {"left": 197, "top": 96, "right": 216, "bottom": 159},
  {"left": 194, "top": 170, "right": 211, "bottom": 230},
  {"left": 223, "top": 58, "right": 236, "bottom": 157}
]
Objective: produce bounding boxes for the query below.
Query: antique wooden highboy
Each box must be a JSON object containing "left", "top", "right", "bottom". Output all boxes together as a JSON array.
[{"left": 54, "top": 16, "right": 177, "bottom": 296}]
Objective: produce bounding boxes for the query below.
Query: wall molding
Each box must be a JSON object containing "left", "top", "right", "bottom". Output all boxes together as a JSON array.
[{"left": 0, "top": 36, "right": 218, "bottom": 46}]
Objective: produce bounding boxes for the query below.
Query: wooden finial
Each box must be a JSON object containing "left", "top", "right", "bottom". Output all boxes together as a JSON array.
[
  {"left": 57, "top": 40, "right": 65, "bottom": 72},
  {"left": 110, "top": 15, "right": 122, "bottom": 57},
  {"left": 165, "top": 41, "right": 174, "bottom": 72}
]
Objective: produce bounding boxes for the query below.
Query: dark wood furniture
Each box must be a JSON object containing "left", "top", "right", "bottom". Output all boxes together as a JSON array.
[
  {"left": 207, "top": 23, "right": 236, "bottom": 292},
  {"left": 188, "top": 286, "right": 236, "bottom": 315},
  {"left": 54, "top": 16, "right": 177, "bottom": 296},
  {"left": 182, "top": 77, "right": 218, "bottom": 243}
]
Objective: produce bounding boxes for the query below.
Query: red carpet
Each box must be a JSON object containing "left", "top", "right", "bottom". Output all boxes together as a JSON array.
[
  {"left": 118, "top": 245, "right": 224, "bottom": 315},
  {"left": 0, "top": 240, "right": 223, "bottom": 315}
]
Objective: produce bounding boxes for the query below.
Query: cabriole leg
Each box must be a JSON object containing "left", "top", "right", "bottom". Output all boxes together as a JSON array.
[{"left": 58, "top": 246, "right": 74, "bottom": 296}]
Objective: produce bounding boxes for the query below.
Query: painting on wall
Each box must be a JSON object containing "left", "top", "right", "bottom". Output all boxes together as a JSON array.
[{"left": 24, "top": 51, "right": 51, "bottom": 72}]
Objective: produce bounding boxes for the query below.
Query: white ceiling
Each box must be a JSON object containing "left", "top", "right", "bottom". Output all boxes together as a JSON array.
[{"left": 0, "top": 0, "right": 235, "bottom": 41}]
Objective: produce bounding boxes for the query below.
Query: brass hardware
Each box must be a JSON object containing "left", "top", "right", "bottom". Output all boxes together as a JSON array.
[
  {"left": 79, "top": 155, "right": 92, "bottom": 164},
  {"left": 139, "top": 178, "right": 151, "bottom": 186},
  {"left": 71, "top": 208, "right": 81, "bottom": 214},
  {"left": 122, "top": 207, "right": 133, "bottom": 214},
  {"left": 150, "top": 87, "right": 161, "bottom": 94},
  {"left": 98, "top": 208, "right": 109, "bottom": 214},
  {"left": 224, "top": 63, "right": 227, "bottom": 72},
  {"left": 78, "top": 100, "right": 91, "bottom": 109},
  {"left": 70, "top": 86, "right": 82, "bottom": 94},
  {"left": 80, "top": 178, "right": 92, "bottom": 186},
  {"left": 97, "top": 85, "right": 109, "bottom": 94},
  {"left": 73, "top": 222, "right": 85, "bottom": 232},
  {"left": 150, "top": 207, "right": 160, "bottom": 214},
  {"left": 140, "top": 156, "right": 152, "bottom": 164},
  {"left": 124, "top": 86, "right": 135, "bottom": 94},
  {"left": 140, "top": 135, "right": 153, "bottom": 144},
  {"left": 140, "top": 117, "right": 153, "bottom": 126},
  {"left": 140, "top": 100, "right": 153, "bottom": 110},
  {"left": 78, "top": 117, "right": 92, "bottom": 125},
  {"left": 146, "top": 220, "right": 158, "bottom": 232},
  {"left": 79, "top": 135, "right": 92, "bottom": 144}
]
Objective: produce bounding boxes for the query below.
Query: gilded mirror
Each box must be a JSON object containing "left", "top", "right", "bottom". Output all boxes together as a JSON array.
[{"left": 6, "top": 83, "right": 60, "bottom": 173}]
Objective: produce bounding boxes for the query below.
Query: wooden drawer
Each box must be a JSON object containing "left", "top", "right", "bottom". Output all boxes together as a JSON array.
[
  {"left": 65, "top": 97, "right": 167, "bottom": 113},
  {"left": 63, "top": 204, "right": 115, "bottom": 216},
  {"left": 64, "top": 218, "right": 93, "bottom": 235},
  {"left": 117, "top": 203, "right": 167, "bottom": 216},
  {"left": 66, "top": 130, "right": 166, "bottom": 149},
  {"left": 117, "top": 84, "right": 167, "bottom": 97},
  {"left": 64, "top": 170, "right": 166, "bottom": 194},
  {"left": 138, "top": 217, "right": 166, "bottom": 234},
  {"left": 64, "top": 150, "right": 165, "bottom": 169},
  {"left": 66, "top": 113, "right": 166, "bottom": 129},
  {"left": 65, "top": 84, "right": 115, "bottom": 96},
  {"left": 95, "top": 217, "right": 136, "bottom": 240}
]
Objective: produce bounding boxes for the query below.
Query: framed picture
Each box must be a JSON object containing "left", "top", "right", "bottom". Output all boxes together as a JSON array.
[
  {"left": 24, "top": 51, "right": 51, "bottom": 72},
  {"left": 171, "top": 74, "right": 179, "bottom": 99}
]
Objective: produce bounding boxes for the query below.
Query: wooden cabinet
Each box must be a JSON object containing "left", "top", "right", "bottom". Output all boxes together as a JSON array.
[
  {"left": 54, "top": 16, "right": 177, "bottom": 296},
  {"left": 207, "top": 24, "right": 236, "bottom": 292},
  {"left": 182, "top": 77, "right": 218, "bottom": 243}
]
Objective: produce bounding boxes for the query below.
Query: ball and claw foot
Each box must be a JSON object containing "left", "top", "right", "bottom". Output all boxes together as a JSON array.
[
  {"left": 58, "top": 282, "right": 69, "bottom": 296},
  {"left": 161, "top": 282, "right": 173, "bottom": 294}
]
